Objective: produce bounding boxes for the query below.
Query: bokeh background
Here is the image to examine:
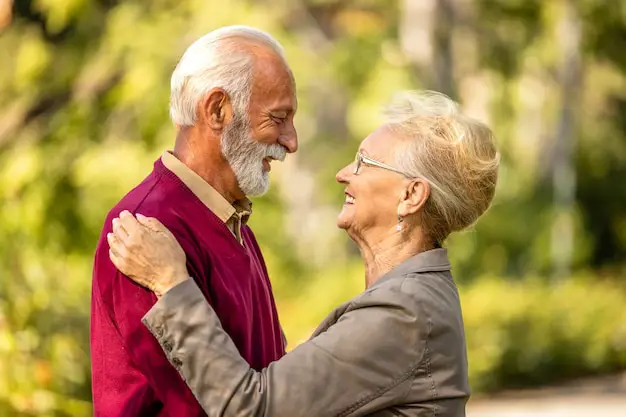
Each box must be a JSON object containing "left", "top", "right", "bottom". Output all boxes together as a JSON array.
[{"left": 1, "top": 0, "right": 626, "bottom": 415}]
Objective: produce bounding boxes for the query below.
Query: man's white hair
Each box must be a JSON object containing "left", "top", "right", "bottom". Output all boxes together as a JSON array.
[{"left": 170, "top": 26, "right": 288, "bottom": 126}]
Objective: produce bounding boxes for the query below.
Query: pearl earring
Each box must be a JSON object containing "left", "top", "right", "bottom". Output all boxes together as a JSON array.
[{"left": 396, "top": 215, "right": 404, "bottom": 232}]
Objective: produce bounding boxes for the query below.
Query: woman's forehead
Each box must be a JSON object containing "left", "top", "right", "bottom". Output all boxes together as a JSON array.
[{"left": 359, "top": 125, "right": 398, "bottom": 158}]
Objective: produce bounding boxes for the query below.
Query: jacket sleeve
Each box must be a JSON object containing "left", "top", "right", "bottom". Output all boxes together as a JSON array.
[{"left": 141, "top": 278, "right": 426, "bottom": 417}]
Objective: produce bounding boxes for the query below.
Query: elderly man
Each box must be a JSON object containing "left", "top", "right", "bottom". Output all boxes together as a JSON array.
[{"left": 90, "top": 26, "right": 298, "bottom": 416}]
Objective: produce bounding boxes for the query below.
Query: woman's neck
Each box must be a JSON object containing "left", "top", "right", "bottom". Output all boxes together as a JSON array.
[{"left": 355, "top": 227, "right": 434, "bottom": 288}]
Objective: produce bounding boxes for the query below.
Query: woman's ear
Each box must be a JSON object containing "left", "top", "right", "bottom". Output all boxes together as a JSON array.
[
  {"left": 397, "top": 179, "right": 430, "bottom": 218},
  {"left": 197, "top": 88, "right": 233, "bottom": 131}
]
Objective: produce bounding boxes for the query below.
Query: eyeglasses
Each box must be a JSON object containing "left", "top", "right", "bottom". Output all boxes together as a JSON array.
[{"left": 353, "top": 152, "right": 413, "bottom": 177}]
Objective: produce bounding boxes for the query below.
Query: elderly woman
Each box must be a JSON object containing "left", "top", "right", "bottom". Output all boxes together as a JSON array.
[{"left": 107, "top": 90, "right": 499, "bottom": 417}]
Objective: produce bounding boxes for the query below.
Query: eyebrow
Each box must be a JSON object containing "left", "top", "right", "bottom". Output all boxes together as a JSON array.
[
  {"left": 271, "top": 106, "right": 295, "bottom": 113},
  {"left": 268, "top": 108, "right": 294, "bottom": 120},
  {"left": 272, "top": 97, "right": 298, "bottom": 114}
]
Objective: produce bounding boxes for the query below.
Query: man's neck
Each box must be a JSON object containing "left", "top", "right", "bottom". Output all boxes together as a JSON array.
[{"left": 173, "top": 130, "right": 244, "bottom": 204}]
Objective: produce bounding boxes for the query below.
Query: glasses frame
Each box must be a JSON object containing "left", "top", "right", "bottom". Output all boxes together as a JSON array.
[{"left": 354, "top": 152, "right": 413, "bottom": 178}]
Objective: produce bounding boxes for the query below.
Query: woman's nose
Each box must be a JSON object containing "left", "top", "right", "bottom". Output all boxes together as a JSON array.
[{"left": 336, "top": 163, "right": 353, "bottom": 184}]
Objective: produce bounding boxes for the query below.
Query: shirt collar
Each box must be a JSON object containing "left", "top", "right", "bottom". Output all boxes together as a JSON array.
[
  {"left": 161, "top": 151, "right": 252, "bottom": 224},
  {"left": 232, "top": 198, "right": 252, "bottom": 224},
  {"left": 372, "top": 248, "right": 452, "bottom": 288}
]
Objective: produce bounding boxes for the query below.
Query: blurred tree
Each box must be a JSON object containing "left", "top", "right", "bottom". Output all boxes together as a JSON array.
[{"left": 549, "top": 0, "right": 582, "bottom": 279}]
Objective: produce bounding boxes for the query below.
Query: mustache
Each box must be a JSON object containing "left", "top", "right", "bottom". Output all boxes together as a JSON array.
[{"left": 264, "top": 143, "right": 287, "bottom": 162}]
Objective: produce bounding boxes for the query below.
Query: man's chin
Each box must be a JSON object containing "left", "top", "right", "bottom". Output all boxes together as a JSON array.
[
  {"left": 242, "top": 177, "right": 270, "bottom": 197},
  {"left": 247, "top": 188, "right": 268, "bottom": 197}
]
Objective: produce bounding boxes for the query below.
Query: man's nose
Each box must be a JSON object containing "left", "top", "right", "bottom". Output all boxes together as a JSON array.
[{"left": 278, "top": 123, "right": 298, "bottom": 153}]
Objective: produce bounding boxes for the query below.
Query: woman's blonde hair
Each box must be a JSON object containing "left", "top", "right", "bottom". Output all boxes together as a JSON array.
[{"left": 385, "top": 90, "right": 500, "bottom": 243}]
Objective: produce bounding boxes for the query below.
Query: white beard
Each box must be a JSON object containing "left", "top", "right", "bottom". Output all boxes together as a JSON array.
[{"left": 220, "top": 112, "right": 286, "bottom": 196}]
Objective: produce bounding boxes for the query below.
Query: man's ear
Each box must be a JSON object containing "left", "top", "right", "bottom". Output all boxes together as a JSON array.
[
  {"left": 197, "top": 88, "right": 233, "bottom": 131},
  {"left": 397, "top": 179, "right": 430, "bottom": 218}
]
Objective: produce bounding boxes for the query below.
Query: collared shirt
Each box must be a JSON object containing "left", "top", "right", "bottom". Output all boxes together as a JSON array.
[{"left": 161, "top": 151, "right": 251, "bottom": 244}]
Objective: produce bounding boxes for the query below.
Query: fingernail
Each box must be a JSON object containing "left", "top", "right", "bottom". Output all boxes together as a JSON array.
[
  {"left": 136, "top": 213, "right": 146, "bottom": 220},
  {"left": 120, "top": 210, "right": 130, "bottom": 216}
]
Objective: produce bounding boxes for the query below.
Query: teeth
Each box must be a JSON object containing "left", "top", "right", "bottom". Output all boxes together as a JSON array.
[{"left": 345, "top": 195, "right": 355, "bottom": 204}]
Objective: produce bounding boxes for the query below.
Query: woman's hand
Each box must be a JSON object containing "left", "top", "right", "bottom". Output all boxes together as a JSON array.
[{"left": 107, "top": 210, "right": 190, "bottom": 297}]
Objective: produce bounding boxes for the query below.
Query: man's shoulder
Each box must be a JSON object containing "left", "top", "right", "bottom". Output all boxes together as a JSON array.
[
  {"left": 96, "top": 164, "right": 230, "bottom": 260},
  {"left": 101, "top": 169, "right": 192, "bottom": 234},
  {"left": 103, "top": 173, "right": 161, "bottom": 224},
  {"left": 93, "top": 168, "right": 201, "bottom": 300},
  {"left": 95, "top": 168, "right": 195, "bottom": 266}
]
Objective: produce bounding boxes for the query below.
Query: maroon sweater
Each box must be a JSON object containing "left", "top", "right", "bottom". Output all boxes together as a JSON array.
[{"left": 90, "top": 158, "right": 285, "bottom": 416}]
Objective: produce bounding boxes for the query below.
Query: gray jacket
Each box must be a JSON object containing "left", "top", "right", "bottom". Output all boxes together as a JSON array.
[{"left": 142, "top": 248, "right": 470, "bottom": 416}]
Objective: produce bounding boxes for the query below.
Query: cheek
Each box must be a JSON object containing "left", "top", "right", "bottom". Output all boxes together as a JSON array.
[
  {"left": 252, "top": 121, "right": 279, "bottom": 144},
  {"left": 354, "top": 180, "right": 398, "bottom": 225}
]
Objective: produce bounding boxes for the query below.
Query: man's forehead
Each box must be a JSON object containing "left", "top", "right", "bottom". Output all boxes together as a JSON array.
[
  {"left": 252, "top": 76, "right": 297, "bottom": 111},
  {"left": 247, "top": 48, "right": 297, "bottom": 110}
]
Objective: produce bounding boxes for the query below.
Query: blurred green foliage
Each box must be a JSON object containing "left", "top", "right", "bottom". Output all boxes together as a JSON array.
[
  {"left": 1, "top": 0, "right": 626, "bottom": 415},
  {"left": 462, "top": 276, "right": 626, "bottom": 394}
]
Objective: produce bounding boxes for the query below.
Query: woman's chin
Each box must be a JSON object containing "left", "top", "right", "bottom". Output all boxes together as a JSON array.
[{"left": 336, "top": 211, "right": 353, "bottom": 230}]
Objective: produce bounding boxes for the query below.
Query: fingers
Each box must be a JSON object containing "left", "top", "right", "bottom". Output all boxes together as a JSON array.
[
  {"left": 136, "top": 213, "right": 165, "bottom": 232},
  {"left": 107, "top": 227, "right": 158, "bottom": 293},
  {"left": 107, "top": 231, "right": 125, "bottom": 258},
  {"left": 108, "top": 234, "right": 137, "bottom": 281},
  {"left": 109, "top": 247, "right": 123, "bottom": 269},
  {"left": 107, "top": 234, "right": 130, "bottom": 276},
  {"left": 136, "top": 215, "right": 183, "bottom": 255},
  {"left": 112, "top": 217, "right": 129, "bottom": 241},
  {"left": 109, "top": 245, "right": 136, "bottom": 281},
  {"left": 115, "top": 211, "right": 165, "bottom": 235},
  {"left": 118, "top": 210, "right": 141, "bottom": 234},
  {"left": 136, "top": 214, "right": 176, "bottom": 242}
]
